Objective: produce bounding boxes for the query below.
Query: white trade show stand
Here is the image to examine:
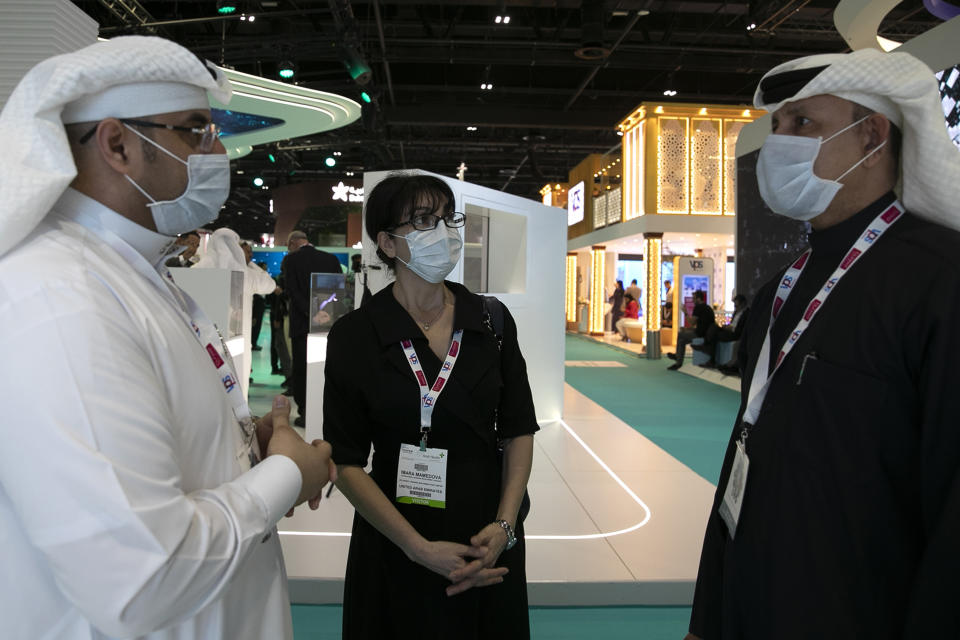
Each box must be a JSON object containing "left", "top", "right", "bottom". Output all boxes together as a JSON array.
[
  {"left": 305, "top": 169, "right": 566, "bottom": 442},
  {"left": 169, "top": 267, "right": 252, "bottom": 398}
]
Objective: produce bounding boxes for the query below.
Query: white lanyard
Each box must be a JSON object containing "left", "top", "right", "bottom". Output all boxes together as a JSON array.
[
  {"left": 741, "top": 200, "right": 905, "bottom": 429},
  {"left": 400, "top": 329, "right": 465, "bottom": 451},
  {"left": 98, "top": 228, "right": 257, "bottom": 457}
]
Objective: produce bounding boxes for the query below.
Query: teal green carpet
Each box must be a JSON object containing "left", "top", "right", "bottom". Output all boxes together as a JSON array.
[
  {"left": 564, "top": 334, "right": 740, "bottom": 485},
  {"left": 291, "top": 604, "right": 692, "bottom": 639}
]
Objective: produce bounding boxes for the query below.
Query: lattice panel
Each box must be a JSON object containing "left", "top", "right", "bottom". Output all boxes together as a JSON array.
[
  {"left": 691, "top": 119, "right": 722, "bottom": 214},
  {"left": 606, "top": 187, "right": 622, "bottom": 225},
  {"left": 724, "top": 121, "right": 746, "bottom": 214},
  {"left": 657, "top": 118, "right": 688, "bottom": 213},
  {"left": 593, "top": 192, "right": 608, "bottom": 228}
]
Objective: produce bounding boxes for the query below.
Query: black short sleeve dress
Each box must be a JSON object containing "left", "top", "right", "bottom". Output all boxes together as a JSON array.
[{"left": 323, "top": 281, "right": 539, "bottom": 640}]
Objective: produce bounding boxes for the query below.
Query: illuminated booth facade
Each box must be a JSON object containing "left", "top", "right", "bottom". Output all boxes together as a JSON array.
[{"left": 564, "top": 102, "right": 761, "bottom": 353}]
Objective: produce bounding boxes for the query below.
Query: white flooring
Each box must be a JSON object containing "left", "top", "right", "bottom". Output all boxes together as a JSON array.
[{"left": 273, "top": 384, "right": 717, "bottom": 606}]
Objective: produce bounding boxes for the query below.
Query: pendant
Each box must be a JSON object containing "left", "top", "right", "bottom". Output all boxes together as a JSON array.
[{"left": 423, "top": 323, "right": 430, "bottom": 331}]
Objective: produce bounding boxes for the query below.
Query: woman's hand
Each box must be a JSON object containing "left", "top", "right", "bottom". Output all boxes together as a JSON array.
[
  {"left": 411, "top": 540, "right": 486, "bottom": 581},
  {"left": 443, "top": 522, "right": 511, "bottom": 596}
]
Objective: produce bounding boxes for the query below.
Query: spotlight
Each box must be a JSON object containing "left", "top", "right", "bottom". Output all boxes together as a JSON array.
[
  {"left": 253, "top": 177, "right": 264, "bottom": 187},
  {"left": 324, "top": 156, "right": 336, "bottom": 167},
  {"left": 267, "top": 153, "right": 276, "bottom": 163},
  {"left": 278, "top": 60, "right": 296, "bottom": 79},
  {"left": 360, "top": 91, "right": 372, "bottom": 103},
  {"left": 503, "top": 16, "right": 511, "bottom": 24},
  {"left": 466, "top": 126, "right": 478, "bottom": 131},
  {"left": 495, "top": 15, "right": 502, "bottom": 23},
  {"left": 217, "top": 1, "right": 237, "bottom": 15},
  {"left": 747, "top": 23, "right": 757, "bottom": 31}
]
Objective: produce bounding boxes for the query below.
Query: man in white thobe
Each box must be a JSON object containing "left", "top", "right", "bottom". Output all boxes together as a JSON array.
[{"left": 0, "top": 36, "right": 335, "bottom": 639}]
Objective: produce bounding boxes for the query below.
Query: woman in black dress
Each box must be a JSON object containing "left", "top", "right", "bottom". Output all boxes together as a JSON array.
[{"left": 323, "top": 174, "right": 538, "bottom": 639}]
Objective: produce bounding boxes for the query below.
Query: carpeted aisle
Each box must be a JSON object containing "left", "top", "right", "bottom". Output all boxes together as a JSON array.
[
  {"left": 563, "top": 334, "right": 740, "bottom": 485},
  {"left": 291, "top": 604, "right": 693, "bottom": 639}
]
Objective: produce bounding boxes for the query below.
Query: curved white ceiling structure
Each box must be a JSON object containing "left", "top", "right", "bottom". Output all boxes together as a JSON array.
[{"left": 212, "top": 67, "right": 361, "bottom": 160}]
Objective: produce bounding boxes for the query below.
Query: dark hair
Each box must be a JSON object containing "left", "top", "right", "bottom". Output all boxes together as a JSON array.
[
  {"left": 616, "top": 280, "right": 624, "bottom": 289},
  {"left": 733, "top": 293, "right": 747, "bottom": 305},
  {"left": 624, "top": 293, "right": 634, "bottom": 302},
  {"left": 694, "top": 290, "right": 706, "bottom": 302},
  {"left": 364, "top": 173, "right": 455, "bottom": 270}
]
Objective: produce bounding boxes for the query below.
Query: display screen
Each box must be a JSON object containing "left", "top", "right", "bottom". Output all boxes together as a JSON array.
[
  {"left": 937, "top": 65, "right": 960, "bottom": 149},
  {"left": 252, "top": 250, "right": 284, "bottom": 277},
  {"left": 680, "top": 274, "right": 709, "bottom": 329},
  {"left": 211, "top": 108, "right": 285, "bottom": 137},
  {"left": 309, "top": 273, "right": 348, "bottom": 333}
]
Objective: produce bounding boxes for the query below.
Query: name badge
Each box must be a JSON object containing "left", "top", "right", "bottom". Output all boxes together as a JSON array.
[
  {"left": 718, "top": 440, "right": 749, "bottom": 539},
  {"left": 396, "top": 443, "right": 448, "bottom": 509}
]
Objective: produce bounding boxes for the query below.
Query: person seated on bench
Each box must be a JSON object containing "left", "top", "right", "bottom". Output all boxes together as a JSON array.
[
  {"left": 707, "top": 293, "right": 750, "bottom": 372},
  {"left": 667, "top": 290, "right": 715, "bottom": 370},
  {"left": 616, "top": 292, "right": 641, "bottom": 341}
]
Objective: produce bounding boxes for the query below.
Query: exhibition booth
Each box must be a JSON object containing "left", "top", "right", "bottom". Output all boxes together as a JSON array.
[{"left": 562, "top": 102, "right": 758, "bottom": 352}]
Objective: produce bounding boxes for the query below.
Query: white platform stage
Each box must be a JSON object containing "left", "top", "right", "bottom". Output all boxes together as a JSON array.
[{"left": 279, "top": 383, "right": 715, "bottom": 606}]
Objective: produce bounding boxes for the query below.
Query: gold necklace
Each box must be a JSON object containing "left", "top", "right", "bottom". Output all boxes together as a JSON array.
[
  {"left": 399, "top": 287, "right": 450, "bottom": 331},
  {"left": 418, "top": 304, "right": 448, "bottom": 331}
]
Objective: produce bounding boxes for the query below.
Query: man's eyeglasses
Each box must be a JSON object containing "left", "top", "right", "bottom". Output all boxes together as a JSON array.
[
  {"left": 391, "top": 211, "right": 466, "bottom": 231},
  {"left": 78, "top": 118, "right": 222, "bottom": 153}
]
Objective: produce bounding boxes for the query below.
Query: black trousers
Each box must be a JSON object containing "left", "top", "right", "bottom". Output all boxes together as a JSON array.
[
  {"left": 674, "top": 329, "right": 698, "bottom": 364},
  {"left": 291, "top": 333, "right": 308, "bottom": 416},
  {"left": 270, "top": 316, "right": 291, "bottom": 374},
  {"left": 251, "top": 295, "right": 266, "bottom": 347}
]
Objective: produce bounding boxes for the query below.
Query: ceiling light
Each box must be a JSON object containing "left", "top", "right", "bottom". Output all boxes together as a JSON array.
[
  {"left": 253, "top": 176, "right": 264, "bottom": 187},
  {"left": 663, "top": 89, "right": 677, "bottom": 97},
  {"left": 278, "top": 60, "right": 296, "bottom": 79},
  {"left": 247, "top": 15, "right": 255, "bottom": 22},
  {"left": 747, "top": 23, "right": 757, "bottom": 31},
  {"left": 360, "top": 91, "right": 372, "bottom": 103},
  {"left": 466, "top": 126, "right": 478, "bottom": 131},
  {"left": 217, "top": 1, "right": 237, "bottom": 15},
  {"left": 324, "top": 156, "right": 336, "bottom": 167},
  {"left": 267, "top": 153, "right": 276, "bottom": 163},
  {"left": 333, "top": 151, "right": 342, "bottom": 156},
  {"left": 503, "top": 16, "right": 511, "bottom": 24},
  {"left": 495, "top": 15, "right": 502, "bottom": 23}
]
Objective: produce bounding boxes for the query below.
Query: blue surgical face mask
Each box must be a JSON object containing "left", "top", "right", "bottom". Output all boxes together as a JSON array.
[
  {"left": 123, "top": 125, "right": 230, "bottom": 236},
  {"left": 756, "top": 115, "right": 886, "bottom": 220},
  {"left": 388, "top": 223, "right": 463, "bottom": 283}
]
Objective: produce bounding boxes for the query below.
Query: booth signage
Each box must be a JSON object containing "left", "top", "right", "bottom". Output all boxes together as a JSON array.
[
  {"left": 568, "top": 181, "right": 584, "bottom": 226},
  {"left": 332, "top": 181, "right": 364, "bottom": 203}
]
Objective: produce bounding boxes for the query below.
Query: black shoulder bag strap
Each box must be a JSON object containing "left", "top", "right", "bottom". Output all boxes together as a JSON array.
[{"left": 481, "top": 295, "right": 532, "bottom": 523}]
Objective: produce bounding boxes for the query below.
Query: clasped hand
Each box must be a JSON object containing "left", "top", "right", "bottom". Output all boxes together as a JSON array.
[
  {"left": 414, "top": 522, "right": 512, "bottom": 597},
  {"left": 256, "top": 395, "right": 337, "bottom": 515}
]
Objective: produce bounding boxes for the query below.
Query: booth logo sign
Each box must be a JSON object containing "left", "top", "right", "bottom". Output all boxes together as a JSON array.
[
  {"left": 689, "top": 260, "right": 704, "bottom": 270},
  {"left": 331, "top": 181, "right": 364, "bottom": 203}
]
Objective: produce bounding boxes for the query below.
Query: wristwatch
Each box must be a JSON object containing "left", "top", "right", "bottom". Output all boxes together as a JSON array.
[{"left": 496, "top": 519, "right": 517, "bottom": 550}]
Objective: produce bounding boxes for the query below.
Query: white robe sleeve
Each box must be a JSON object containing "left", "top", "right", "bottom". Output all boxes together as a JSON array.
[
  {"left": 0, "top": 280, "right": 299, "bottom": 637},
  {"left": 247, "top": 262, "right": 277, "bottom": 295}
]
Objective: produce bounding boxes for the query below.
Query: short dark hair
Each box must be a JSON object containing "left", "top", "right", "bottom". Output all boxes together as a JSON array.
[
  {"left": 694, "top": 290, "right": 706, "bottom": 302},
  {"left": 733, "top": 294, "right": 747, "bottom": 305},
  {"left": 364, "top": 173, "right": 455, "bottom": 270},
  {"left": 630, "top": 279, "right": 638, "bottom": 285}
]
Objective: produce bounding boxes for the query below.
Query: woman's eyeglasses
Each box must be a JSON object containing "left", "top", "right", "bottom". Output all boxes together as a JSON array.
[
  {"left": 79, "top": 118, "right": 222, "bottom": 153},
  {"left": 391, "top": 211, "right": 466, "bottom": 231}
]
